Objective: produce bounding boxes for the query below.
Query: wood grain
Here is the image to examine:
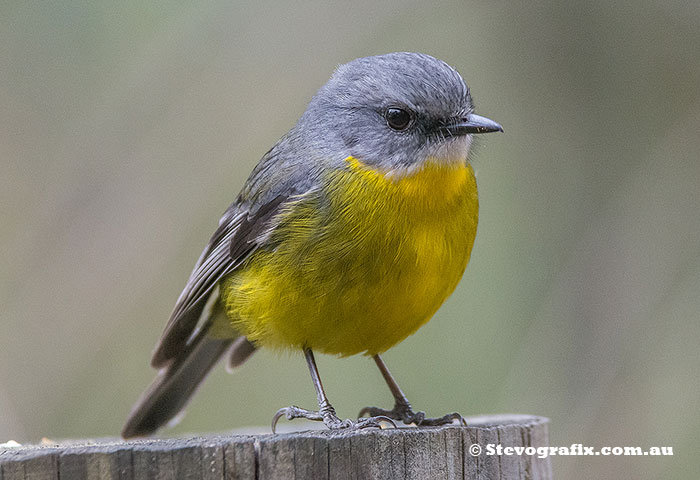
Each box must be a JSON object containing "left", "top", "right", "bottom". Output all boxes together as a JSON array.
[{"left": 0, "top": 414, "right": 552, "bottom": 479}]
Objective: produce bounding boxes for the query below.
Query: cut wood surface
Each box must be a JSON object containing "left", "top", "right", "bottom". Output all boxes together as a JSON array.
[{"left": 0, "top": 414, "right": 552, "bottom": 480}]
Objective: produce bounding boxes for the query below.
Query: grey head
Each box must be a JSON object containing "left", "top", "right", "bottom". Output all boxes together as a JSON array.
[{"left": 297, "top": 52, "right": 502, "bottom": 173}]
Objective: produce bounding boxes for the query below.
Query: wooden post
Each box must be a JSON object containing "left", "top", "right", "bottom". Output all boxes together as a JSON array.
[{"left": 0, "top": 414, "right": 551, "bottom": 479}]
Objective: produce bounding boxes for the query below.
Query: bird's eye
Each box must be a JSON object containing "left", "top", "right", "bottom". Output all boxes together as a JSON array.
[{"left": 385, "top": 108, "right": 412, "bottom": 131}]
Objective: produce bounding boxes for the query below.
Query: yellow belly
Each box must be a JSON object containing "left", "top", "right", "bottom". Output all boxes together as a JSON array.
[{"left": 220, "top": 157, "right": 478, "bottom": 355}]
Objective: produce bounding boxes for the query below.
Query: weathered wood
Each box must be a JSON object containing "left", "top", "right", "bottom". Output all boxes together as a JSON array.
[{"left": 0, "top": 414, "right": 552, "bottom": 479}]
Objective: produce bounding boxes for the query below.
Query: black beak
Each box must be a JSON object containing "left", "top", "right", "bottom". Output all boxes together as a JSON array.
[{"left": 441, "top": 114, "right": 503, "bottom": 136}]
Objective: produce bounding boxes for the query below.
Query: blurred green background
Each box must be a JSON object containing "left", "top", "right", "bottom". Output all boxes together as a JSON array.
[{"left": 2, "top": 1, "right": 698, "bottom": 478}]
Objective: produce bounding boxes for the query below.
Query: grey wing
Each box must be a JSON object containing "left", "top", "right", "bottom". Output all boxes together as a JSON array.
[
  {"left": 150, "top": 194, "right": 288, "bottom": 368},
  {"left": 149, "top": 125, "right": 324, "bottom": 368}
]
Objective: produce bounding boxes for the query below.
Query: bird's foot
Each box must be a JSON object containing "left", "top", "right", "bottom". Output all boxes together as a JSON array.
[
  {"left": 359, "top": 401, "right": 466, "bottom": 427},
  {"left": 272, "top": 403, "right": 396, "bottom": 433}
]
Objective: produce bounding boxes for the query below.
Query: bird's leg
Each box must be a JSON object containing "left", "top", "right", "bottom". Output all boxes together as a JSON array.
[
  {"left": 272, "top": 349, "right": 395, "bottom": 433},
  {"left": 359, "top": 354, "right": 466, "bottom": 427}
]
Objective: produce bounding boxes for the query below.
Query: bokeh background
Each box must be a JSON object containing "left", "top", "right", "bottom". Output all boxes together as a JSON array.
[{"left": 2, "top": 1, "right": 699, "bottom": 478}]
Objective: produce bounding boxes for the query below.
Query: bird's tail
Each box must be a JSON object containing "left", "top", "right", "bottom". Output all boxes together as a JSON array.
[{"left": 122, "top": 302, "right": 255, "bottom": 438}]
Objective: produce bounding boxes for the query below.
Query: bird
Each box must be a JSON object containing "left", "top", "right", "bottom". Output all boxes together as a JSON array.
[{"left": 122, "top": 52, "right": 502, "bottom": 438}]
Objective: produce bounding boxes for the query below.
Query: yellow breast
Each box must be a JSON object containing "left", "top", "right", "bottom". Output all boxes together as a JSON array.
[{"left": 220, "top": 156, "right": 479, "bottom": 355}]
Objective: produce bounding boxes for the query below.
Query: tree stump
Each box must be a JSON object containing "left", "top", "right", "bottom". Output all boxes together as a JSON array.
[{"left": 0, "top": 414, "right": 551, "bottom": 479}]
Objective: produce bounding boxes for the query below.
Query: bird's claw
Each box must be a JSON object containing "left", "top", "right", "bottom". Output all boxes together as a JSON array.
[
  {"left": 419, "top": 412, "right": 467, "bottom": 427},
  {"left": 271, "top": 405, "right": 396, "bottom": 433},
  {"left": 272, "top": 406, "right": 320, "bottom": 433},
  {"left": 359, "top": 403, "right": 466, "bottom": 427}
]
